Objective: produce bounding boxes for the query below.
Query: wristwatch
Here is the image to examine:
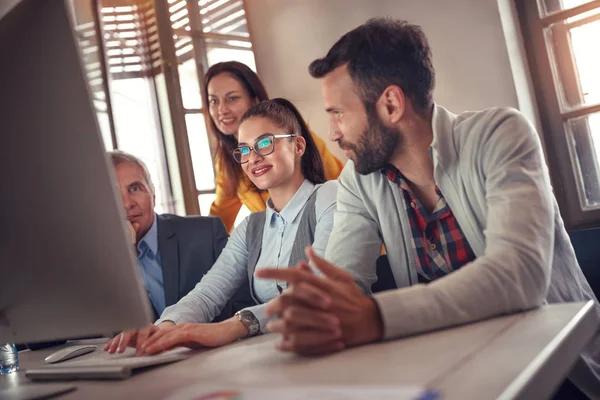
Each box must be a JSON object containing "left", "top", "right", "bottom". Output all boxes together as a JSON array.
[{"left": 235, "top": 310, "right": 260, "bottom": 337}]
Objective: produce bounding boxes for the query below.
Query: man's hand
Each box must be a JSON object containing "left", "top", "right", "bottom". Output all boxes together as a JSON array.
[
  {"left": 256, "top": 247, "right": 384, "bottom": 356},
  {"left": 104, "top": 321, "right": 175, "bottom": 356},
  {"left": 137, "top": 318, "right": 249, "bottom": 355},
  {"left": 126, "top": 220, "right": 138, "bottom": 245}
]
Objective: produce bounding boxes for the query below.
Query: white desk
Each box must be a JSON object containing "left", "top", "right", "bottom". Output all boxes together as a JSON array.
[{"left": 1, "top": 301, "right": 597, "bottom": 399}]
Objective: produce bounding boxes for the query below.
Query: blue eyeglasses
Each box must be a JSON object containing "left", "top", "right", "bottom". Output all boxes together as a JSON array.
[{"left": 232, "top": 133, "right": 297, "bottom": 164}]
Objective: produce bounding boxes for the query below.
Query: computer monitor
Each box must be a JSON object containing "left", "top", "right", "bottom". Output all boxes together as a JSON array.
[{"left": 0, "top": 0, "right": 153, "bottom": 344}]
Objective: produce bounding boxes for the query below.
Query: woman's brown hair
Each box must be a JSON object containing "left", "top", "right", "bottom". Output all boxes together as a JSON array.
[{"left": 203, "top": 61, "right": 269, "bottom": 195}]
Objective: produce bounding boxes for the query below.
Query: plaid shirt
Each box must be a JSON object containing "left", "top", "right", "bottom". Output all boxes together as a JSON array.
[{"left": 383, "top": 164, "right": 476, "bottom": 282}]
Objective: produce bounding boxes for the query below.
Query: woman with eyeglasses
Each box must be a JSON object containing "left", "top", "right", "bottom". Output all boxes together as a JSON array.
[
  {"left": 105, "top": 99, "right": 337, "bottom": 354},
  {"left": 204, "top": 61, "right": 343, "bottom": 232}
]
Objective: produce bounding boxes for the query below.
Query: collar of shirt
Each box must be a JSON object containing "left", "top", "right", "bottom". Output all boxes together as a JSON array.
[
  {"left": 137, "top": 213, "right": 158, "bottom": 258},
  {"left": 381, "top": 164, "right": 448, "bottom": 219},
  {"left": 265, "top": 179, "right": 316, "bottom": 226}
]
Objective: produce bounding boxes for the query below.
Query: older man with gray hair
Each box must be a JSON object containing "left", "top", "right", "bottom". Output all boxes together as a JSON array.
[{"left": 108, "top": 150, "right": 249, "bottom": 321}]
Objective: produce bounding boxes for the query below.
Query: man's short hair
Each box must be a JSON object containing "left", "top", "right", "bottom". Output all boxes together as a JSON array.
[
  {"left": 107, "top": 150, "right": 155, "bottom": 196},
  {"left": 309, "top": 18, "right": 435, "bottom": 115}
]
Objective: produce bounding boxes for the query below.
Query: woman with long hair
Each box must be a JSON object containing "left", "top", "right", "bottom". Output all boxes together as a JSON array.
[
  {"left": 204, "top": 61, "right": 343, "bottom": 231},
  {"left": 105, "top": 99, "right": 338, "bottom": 353}
]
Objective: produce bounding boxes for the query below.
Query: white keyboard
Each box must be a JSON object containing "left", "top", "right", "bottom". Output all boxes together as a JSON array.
[{"left": 26, "top": 347, "right": 193, "bottom": 380}]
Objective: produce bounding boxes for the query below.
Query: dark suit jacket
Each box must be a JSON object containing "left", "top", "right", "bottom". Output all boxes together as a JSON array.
[{"left": 156, "top": 213, "right": 253, "bottom": 322}]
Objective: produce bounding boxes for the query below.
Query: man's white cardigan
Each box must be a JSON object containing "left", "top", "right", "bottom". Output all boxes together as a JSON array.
[{"left": 326, "top": 104, "right": 600, "bottom": 398}]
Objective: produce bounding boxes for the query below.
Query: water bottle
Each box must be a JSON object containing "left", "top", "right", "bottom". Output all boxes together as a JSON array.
[{"left": 0, "top": 343, "right": 19, "bottom": 374}]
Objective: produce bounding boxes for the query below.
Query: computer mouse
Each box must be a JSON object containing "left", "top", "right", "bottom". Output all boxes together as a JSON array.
[{"left": 44, "top": 344, "right": 98, "bottom": 364}]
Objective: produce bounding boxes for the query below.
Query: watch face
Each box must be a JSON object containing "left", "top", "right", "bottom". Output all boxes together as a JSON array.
[{"left": 238, "top": 311, "right": 259, "bottom": 336}]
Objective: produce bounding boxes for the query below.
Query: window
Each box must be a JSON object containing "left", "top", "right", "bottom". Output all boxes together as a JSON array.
[
  {"left": 67, "top": 0, "right": 115, "bottom": 151},
  {"left": 68, "top": 0, "right": 176, "bottom": 214},
  {"left": 517, "top": 0, "right": 600, "bottom": 229},
  {"left": 101, "top": 3, "right": 177, "bottom": 214},
  {"left": 166, "top": 0, "right": 256, "bottom": 216},
  {"left": 68, "top": 0, "right": 256, "bottom": 218}
]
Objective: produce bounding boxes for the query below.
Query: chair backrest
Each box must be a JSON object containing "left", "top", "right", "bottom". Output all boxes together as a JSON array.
[
  {"left": 372, "top": 255, "right": 398, "bottom": 293},
  {"left": 568, "top": 228, "right": 600, "bottom": 297}
]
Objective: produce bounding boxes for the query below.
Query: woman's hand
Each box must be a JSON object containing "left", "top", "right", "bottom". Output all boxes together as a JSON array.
[
  {"left": 138, "top": 318, "right": 250, "bottom": 355},
  {"left": 104, "top": 321, "right": 175, "bottom": 356}
]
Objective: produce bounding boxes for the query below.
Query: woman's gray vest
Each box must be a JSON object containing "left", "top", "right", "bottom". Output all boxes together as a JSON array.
[{"left": 244, "top": 187, "right": 320, "bottom": 303}]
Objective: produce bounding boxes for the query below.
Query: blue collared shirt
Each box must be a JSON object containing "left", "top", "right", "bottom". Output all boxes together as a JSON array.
[{"left": 137, "top": 215, "right": 166, "bottom": 315}]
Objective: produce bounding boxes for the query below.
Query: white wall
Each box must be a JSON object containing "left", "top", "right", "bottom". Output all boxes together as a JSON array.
[
  {"left": 245, "top": 0, "right": 523, "bottom": 160},
  {"left": 496, "top": 0, "right": 543, "bottom": 133}
]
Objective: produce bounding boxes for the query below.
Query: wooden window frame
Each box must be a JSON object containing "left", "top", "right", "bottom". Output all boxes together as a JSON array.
[{"left": 516, "top": 0, "right": 600, "bottom": 230}]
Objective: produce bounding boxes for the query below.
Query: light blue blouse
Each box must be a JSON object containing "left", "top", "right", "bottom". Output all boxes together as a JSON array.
[{"left": 156, "top": 179, "right": 337, "bottom": 332}]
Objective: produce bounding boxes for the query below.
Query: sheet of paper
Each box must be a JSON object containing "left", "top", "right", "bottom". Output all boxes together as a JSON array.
[{"left": 166, "top": 385, "right": 441, "bottom": 400}]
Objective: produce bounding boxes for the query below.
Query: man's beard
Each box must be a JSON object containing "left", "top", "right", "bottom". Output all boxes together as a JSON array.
[{"left": 339, "top": 109, "right": 400, "bottom": 175}]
